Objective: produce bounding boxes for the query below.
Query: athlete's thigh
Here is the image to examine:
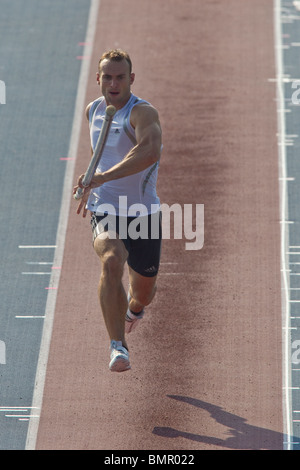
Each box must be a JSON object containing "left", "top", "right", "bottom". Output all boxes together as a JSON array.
[
  {"left": 91, "top": 212, "right": 129, "bottom": 263},
  {"left": 94, "top": 232, "right": 128, "bottom": 264}
]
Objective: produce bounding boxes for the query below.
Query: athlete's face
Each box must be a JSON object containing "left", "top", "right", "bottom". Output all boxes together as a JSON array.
[{"left": 97, "top": 58, "right": 135, "bottom": 109}]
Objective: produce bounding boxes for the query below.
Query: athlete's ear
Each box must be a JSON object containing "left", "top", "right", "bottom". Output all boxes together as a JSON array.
[
  {"left": 96, "top": 72, "right": 100, "bottom": 85},
  {"left": 130, "top": 73, "right": 135, "bottom": 85}
]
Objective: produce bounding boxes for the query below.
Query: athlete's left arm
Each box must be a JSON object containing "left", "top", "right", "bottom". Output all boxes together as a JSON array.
[{"left": 91, "top": 104, "right": 162, "bottom": 186}]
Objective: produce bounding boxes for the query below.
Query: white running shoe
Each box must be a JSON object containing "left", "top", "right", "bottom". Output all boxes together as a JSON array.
[
  {"left": 125, "top": 295, "right": 145, "bottom": 334},
  {"left": 109, "top": 340, "right": 131, "bottom": 372}
]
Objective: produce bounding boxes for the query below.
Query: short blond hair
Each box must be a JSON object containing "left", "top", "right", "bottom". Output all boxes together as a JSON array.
[{"left": 98, "top": 49, "right": 132, "bottom": 74}]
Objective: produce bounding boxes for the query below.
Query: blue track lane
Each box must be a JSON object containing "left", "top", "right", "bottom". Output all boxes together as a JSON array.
[
  {"left": 0, "top": 0, "right": 91, "bottom": 450},
  {"left": 282, "top": 13, "right": 300, "bottom": 450},
  {"left": 276, "top": 0, "right": 300, "bottom": 450}
]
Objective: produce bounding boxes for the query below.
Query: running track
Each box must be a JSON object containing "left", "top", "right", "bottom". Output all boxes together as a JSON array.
[{"left": 1, "top": 0, "right": 299, "bottom": 450}]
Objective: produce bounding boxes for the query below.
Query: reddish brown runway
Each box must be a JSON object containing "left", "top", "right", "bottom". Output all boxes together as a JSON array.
[{"left": 36, "top": 0, "right": 283, "bottom": 450}]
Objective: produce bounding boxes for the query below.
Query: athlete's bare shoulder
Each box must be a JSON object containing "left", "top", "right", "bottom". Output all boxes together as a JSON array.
[
  {"left": 130, "top": 102, "right": 160, "bottom": 130},
  {"left": 85, "top": 102, "right": 93, "bottom": 121}
]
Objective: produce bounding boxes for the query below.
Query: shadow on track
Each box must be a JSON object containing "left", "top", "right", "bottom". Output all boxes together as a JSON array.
[{"left": 153, "top": 395, "right": 287, "bottom": 450}]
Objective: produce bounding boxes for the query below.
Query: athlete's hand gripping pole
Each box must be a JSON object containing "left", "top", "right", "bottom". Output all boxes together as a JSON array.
[{"left": 74, "top": 104, "right": 116, "bottom": 200}]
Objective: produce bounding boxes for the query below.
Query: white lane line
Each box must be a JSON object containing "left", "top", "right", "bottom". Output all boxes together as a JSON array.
[
  {"left": 279, "top": 177, "right": 295, "bottom": 180},
  {"left": 0, "top": 406, "right": 39, "bottom": 410},
  {"left": 15, "top": 316, "right": 45, "bottom": 319},
  {"left": 18, "top": 246, "right": 57, "bottom": 249},
  {"left": 274, "top": 0, "right": 294, "bottom": 450},
  {"left": 6, "top": 415, "right": 39, "bottom": 418},
  {"left": 21, "top": 272, "right": 51, "bottom": 275},
  {"left": 160, "top": 262, "right": 179, "bottom": 265},
  {"left": 160, "top": 273, "right": 189, "bottom": 275},
  {"left": 0, "top": 406, "right": 40, "bottom": 421},
  {"left": 24, "top": 0, "right": 101, "bottom": 451},
  {"left": 25, "top": 262, "right": 53, "bottom": 265}
]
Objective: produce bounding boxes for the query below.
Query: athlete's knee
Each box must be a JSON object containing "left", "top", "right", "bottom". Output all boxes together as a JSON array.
[
  {"left": 131, "top": 283, "right": 157, "bottom": 307},
  {"left": 102, "top": 251, "right": 126, "bottom": 279},
  {"left": 94, "top": 237, "right": 127, "bottom": 279}
]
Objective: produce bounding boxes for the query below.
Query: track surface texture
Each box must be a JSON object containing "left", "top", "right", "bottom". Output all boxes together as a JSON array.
[{"left": 35, "top": 0, "right": 283, "bottom": 450}]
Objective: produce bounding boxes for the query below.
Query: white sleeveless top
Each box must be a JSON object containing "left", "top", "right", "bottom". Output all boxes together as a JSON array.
[{"left": 86, "top": 93, "right": 160, "bottom": 216}]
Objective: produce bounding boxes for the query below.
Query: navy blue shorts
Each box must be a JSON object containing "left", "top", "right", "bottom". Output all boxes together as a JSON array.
[{"left": 91, "top": 212, "right": 162, "bottom": 277}]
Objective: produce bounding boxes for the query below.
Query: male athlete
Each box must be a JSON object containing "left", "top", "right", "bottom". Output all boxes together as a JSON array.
[{"left": 73, "top": 50, "right": 162, "bottom": 372}]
